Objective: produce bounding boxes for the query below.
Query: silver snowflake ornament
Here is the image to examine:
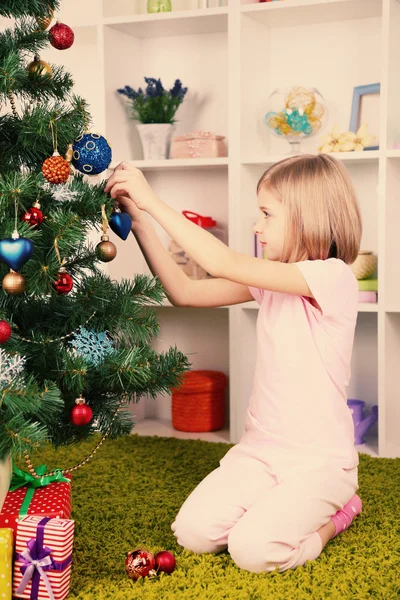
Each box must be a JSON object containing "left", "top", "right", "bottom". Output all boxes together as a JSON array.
[
  {"left": 0, "top": 349, "right": 26, "bottom": 389},
  {"left": 42, "top": 182, "right": 79, "bottom": 202},
  {"left": 69, "top": 327, "right": 114, "bottom": 366}
]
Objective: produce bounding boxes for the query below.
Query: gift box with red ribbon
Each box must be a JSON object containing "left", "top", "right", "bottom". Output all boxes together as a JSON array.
[
  {"left": 13, "top": 516, "right": 74, "bottom": 600},
  {"left": 0, "top": 467, "right": 71, "bottom": 537}
]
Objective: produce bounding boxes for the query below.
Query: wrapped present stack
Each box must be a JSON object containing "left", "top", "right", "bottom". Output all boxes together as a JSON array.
[
  {"left": 358, "top": 278, "right": 378, "bottom": 304},
  {"left": 0, "top": 465, "right": 75, "bottom": 600}
]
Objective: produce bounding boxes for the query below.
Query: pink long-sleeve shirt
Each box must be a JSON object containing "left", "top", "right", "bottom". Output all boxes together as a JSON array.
[{"left": 243, "top": 258, "right": 359, "bottom": 476}]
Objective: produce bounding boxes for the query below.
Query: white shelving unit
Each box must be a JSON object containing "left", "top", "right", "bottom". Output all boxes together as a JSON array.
[{"left": 30, "top": 0, "right": 400, "bottom": 457}]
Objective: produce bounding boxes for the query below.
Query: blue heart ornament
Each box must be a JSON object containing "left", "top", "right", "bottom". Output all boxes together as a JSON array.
[
  {"left": 0, "top": 237, "right": 34, "bottom": 271},
  {"left": 109, "top": 212, "right": 132, "bottom": 241}
]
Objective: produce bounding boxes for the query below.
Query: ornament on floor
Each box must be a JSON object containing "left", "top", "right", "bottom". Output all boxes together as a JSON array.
[
  {"left": 109, "top": 209, "right": 132, "bottom": 241},
  {"left": 0, "top": 320, "right": 12, "bottom": 344},
  {"left": 96, "top": 204, "right": 117, "bottom": 262},
  {"left": 69, "top": 326, "right": 114, "bottom": 366},
  {"left": 27, "top": 55, "right": 53, "bottom": 78},
  {"left": 125, "top": 549, "right": 157, "bottom": 580},
  {"left": 72, "top": 132, "right": 112, "bottom": 175},
  {"left": 70, "top": 396, "right": 93, "bottom": 426},
  {"left": 42, "top": 119, "right": 71, "bottom": 184},
  {"left": 49, "top": 22, "right": 75, "bottom": 50},
  {"left": 35, "top": 8, "right": 54, "bottom": 30},
  {"left": 0, "top": 348, "right": 25, "bottom": 388},
  {"left": 154, "top": 551, "right": 176, "bottom": 575},
  {"left": 52, "top": 237, "right": 73, "bottom": 295},
  {"left": 21, "top": 195, "right": 44, "bottom": 227},
  {"left": 2, "top": 271, "right": 26, "bottom": 295}
]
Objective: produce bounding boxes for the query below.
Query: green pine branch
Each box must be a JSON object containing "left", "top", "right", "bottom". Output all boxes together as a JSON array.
[{"left": 0, "top": 1, "right": 60, "bottom": 19}]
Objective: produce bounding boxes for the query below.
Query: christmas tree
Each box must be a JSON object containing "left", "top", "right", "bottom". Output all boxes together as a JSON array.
[{"left": 0, "top": 0, "right": 189, "bottom": 472}]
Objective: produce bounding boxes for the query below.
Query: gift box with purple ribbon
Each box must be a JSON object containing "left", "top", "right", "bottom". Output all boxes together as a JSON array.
[{"left": 13, "top": 516, "right": 74, "bottom": 600}]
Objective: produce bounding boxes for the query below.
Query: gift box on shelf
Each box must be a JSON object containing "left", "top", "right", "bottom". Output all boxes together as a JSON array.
[
  {"left": 0, "top": 528, "right": 13, "bottom": 600},
  {"left": 0, "top": 467, "right": 71, "bottom": 537},
  {"left": 170, "top": 131, "right": 227, "bottom": 159},
  {"left": 358, "top": 278, "right": 378, "bottom": 292},
  {"left": 358, "top": 278, "right": 378, "bottom": 303},
  {"left": 13, "top": 516, "right": 74, "bottom": 600}
]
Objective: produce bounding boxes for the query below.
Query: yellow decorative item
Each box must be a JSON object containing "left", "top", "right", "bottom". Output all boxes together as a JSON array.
[
  {"left": 319, "top": 123, "right": 375, "bottom": 153},
  {"left": 351, "top": 251, "right": 377, "bottom": 280},
  {"left": 0, "top": 528, "right": 13, "bottom": 600},
  {"left": 342, "top": 124, "right": 375, "bottom": 152},
  {"left": 0, "top": 456, "right": 12, "bottom": 513}
]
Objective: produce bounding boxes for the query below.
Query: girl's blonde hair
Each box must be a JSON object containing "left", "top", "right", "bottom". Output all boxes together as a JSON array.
[{"left": 257, "top": 154, "right": 362, "bottom": 264}]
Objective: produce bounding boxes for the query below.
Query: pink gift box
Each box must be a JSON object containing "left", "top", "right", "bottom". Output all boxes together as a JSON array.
[
  {"left": 170, "top": 131, "right": 227, "bottom": 159},
  {"left": 13, "top": 516, "right": 74, "bottom": 600},
  {"left": 359, "top": 291, "right": 377, "bottom": 303}
]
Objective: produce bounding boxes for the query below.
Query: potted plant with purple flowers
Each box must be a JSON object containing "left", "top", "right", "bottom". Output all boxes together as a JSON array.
[{"left": 117, "top": 77, "right": 188, "bottom": 160}]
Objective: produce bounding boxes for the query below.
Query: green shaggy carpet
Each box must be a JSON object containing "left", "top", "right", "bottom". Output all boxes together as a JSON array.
[{"left": 28, "top": 435, "right": 399, "bottom": 600}]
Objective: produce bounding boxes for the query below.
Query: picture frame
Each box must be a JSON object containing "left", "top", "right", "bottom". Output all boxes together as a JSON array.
[{"left": 349, "top": 83, "right": 380, "bottom": 150}]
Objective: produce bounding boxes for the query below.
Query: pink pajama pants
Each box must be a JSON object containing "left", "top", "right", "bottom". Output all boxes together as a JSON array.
[{"left": 171, "top": 443, "right": 358, "bottom": 573}]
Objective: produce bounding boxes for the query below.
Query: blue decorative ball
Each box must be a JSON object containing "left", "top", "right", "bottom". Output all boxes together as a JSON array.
[{"left": 72, "top": 133, "right": 112, "bottom": 175}]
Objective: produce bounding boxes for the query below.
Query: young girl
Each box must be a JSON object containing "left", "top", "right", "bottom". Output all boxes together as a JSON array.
[{"left": 105, "top": 154, "right": 363, "bottom": 573}]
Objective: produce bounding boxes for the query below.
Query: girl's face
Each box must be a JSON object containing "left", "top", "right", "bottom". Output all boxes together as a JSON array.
[{"left": 253, "top": 188, "right": 286, "bottom": 262}]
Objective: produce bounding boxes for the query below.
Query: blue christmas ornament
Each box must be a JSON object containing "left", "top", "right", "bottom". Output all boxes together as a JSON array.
[
  {"left": 0, "top": 235, "right": 34, "bottom": 271},
  {"left": 72, "top": 132, "right": 112, "bottom": 175},
  {"left": 109, "top": 211, "right": 132, "bottom": 241},
  {"left": 69, "top": 327, "right": 114, "bottom": 366}
]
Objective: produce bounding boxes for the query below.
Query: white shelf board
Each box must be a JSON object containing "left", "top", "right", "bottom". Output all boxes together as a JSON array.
[
  {"left": 355, "top": 437, "right": 378, "bottom": 457},
  {"left": 240, "top": 0, "right": 382, "bottom": 28},
  {"left": 242, "top": 151, "right": 380, "bottom": 167},
  {"left": 386, "top": 149, "right": 400, "bottom": 158},
  {"left": 103, "top": 7, "right": 228, "bottom": 38},
  {"left": 132, "top": 418, "right": 230, "bottom": 443},
  {"left": 241, "top": 301, "right": 379, "bottom": 312},
  {"left": 109, "top": 158, "right": 229, "bottom": 171},
  {"left": 131, "top": 418, "right": 377, "bottom": 455}
]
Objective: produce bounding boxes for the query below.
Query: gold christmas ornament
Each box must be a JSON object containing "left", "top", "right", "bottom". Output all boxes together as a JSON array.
[
  {"left": 95, "top": 234, "right": 117, "bottom": 262},
  {"left": 28, "top": 56, "right": 53, "bottom": 78},
  {"left": 95, "top": 204, "right": 117, "bottom": 263},
  {"left": 65, "top": 143, "right": 74, "bottom": 163},
  {"left": 2, "top": 271, "right": 26, "bottom": 295},
  {"left": 35, "top": 8, "right": 54, "bottom": 30}
]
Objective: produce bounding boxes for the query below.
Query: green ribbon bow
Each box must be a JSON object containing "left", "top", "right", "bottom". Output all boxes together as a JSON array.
[{"left": 10, "top": 465, "right": 70, "bottom": 519}]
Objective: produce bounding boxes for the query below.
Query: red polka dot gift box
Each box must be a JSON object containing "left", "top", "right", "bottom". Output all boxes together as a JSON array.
[{"left": 0, "top": 467, "right": 72, "bottom": 537}]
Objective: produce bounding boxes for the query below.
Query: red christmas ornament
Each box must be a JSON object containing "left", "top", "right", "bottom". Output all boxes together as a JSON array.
[
  {"left": 49, "top": 22, "right": 75, "bottom": 50},
  {"left": 53, "top": 269, "right": 73, "bottom": 295},
  {"left": 42, "top": 152, "right": 70, "bottom": 184},
  {"left": 125, "top": 549, "right": 156, "bottom": 581},
  {"left": 0, "top": 320, "right": 12, "bottom": 344},
  {"left": 70, "top": 397, "right": 93, "bottom": 426},
  {"left": 21, "top": 205, "right": 44, "bottom": 227},
  {"left": 154, "top": 551, "right": 176, "bottom": 575}
]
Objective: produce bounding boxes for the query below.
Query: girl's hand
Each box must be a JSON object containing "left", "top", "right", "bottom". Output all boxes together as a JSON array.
[
  {"left": 104, "top": 162, "right": 160, "bottom": 213},
  {"left": 115, "top": 194, "right": 147, "bottom": 230}
]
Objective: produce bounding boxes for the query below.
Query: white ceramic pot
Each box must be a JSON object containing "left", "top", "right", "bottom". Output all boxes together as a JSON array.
[{"left": 136, "top": 123, "right": 175, "bottom": 160}]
